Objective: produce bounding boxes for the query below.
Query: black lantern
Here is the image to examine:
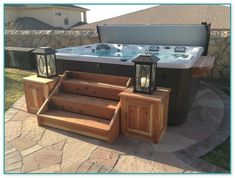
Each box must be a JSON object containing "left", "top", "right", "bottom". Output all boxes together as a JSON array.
[
  {"left": 32, "top": 47, "right": 57, "bottom": 78},
  {"left": 133, "top": 54, "right": 160, "bottom": 94}
]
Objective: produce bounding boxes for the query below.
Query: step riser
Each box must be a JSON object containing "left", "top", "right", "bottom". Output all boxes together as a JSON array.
[
  {"left": 38, "top": 116, "right": 108, "bottom": 141},
  {"left": 61, "top": 81, "right": 122, "bottom": 100},
  {"left": 50, "top": 97, "right": 114, "bottom": 120},
  {"left": 70, "top": 72, "right": 129, "bottom": 87}
]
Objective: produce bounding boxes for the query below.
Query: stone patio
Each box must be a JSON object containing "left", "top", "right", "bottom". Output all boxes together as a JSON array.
[{"left": 4, "top": 81, "right": 230, "bottom": 173}]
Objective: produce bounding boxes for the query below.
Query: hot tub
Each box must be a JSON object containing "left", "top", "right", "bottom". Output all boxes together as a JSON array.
[
  {"left": 56, "top": 24, "right": 210, "bottom": 125},
  {"left": 56, "top": 43, "right": 203, "bottom": 68}
]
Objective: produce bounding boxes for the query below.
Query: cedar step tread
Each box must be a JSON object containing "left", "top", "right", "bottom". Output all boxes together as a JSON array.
[
  {"left": 51, "top": 93, "right": 118, "bottom": 110},
  {"left": 39, "top": 110, "right": 110, "bottom": 131},
  {"left": 62, "top": 79, "right": 126, "bottom": 89}
]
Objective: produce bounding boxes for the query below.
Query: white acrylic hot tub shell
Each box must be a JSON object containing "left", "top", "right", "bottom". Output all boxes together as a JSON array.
[{"left": 56, "top": 44, "right": 204, "bottom": 69}]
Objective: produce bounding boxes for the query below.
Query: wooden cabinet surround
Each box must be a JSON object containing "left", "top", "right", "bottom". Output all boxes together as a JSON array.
[
  {"left": 23, "top": 75, "right": 59, "bottom": 114},
  {"left": 120, "top": 87, "right": 171, "bottom": 143}
]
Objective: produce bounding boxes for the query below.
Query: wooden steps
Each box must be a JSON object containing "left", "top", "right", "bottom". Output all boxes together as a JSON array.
[
  {"left": 51, "top": 93, "right": 118, "bottom": 120},
  {"left": 37, "top": 71, "right": 132, "bottom": 143}
]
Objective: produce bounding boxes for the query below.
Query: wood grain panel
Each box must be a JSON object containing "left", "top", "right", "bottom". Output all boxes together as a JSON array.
[
  {"left": 127, "top": 105, "right": 139, "bottom": 130},
  {"left": 39, "top": 110, "right": 110, "bottom": 132},
  {"left": 69, "top": 71, "right": 130, "bottom": 87},
  {"left": 107, "top": 103, "right": 121, "bottom": 143},
  {"left": 51, "top": 93, "right": 117, "bottom": 120},
  {"left": 61, "top": 79, "right": 124, "bottom": 100},
  {"left": 138, "top": 106, "right": 151, "bottom": 133},
  {"left": 192, "top": 56, "right": 215, "bottom": 77},
  {"left": 39, "top": 118, "right": 108, "bottom": 141},
  {"left": 23, "top": 75, "right": 58, "bottom": 114},
  {"left": 120, "top": 87, "right": 171, "bottom": 143}
]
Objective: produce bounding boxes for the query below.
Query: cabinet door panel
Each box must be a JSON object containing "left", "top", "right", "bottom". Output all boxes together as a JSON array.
[
  {"left": 138, "top": 106, "right": 151, "bottom": 133},
  {"left": 36, "top": 89, "right": 45, "bottom": 107},
  {"left": 125, "top": 98, "right": 152, "bottom": 136},
  {"left": 30, "top": 88, "right": 38, "bottom": 108},
  {"left": 24, "top": 82, "right": 46, "bottom": 113},
  {"left": 127, "top": 104, "right": 139, "bottom": 130}
]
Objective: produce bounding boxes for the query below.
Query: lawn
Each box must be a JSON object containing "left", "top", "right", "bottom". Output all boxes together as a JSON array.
[
  {"left": 5, "top": 68, "right": 35, "bottom": 111},
  {"left": 201, "top": 137, "right": 230, "bottom": 171}
]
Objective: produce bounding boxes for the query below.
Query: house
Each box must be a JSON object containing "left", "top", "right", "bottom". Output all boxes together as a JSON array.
[
  {"left": 73, "top": 5, "right": 230, "bottom": 30},
  {"left": 5, "top": 4, "right": 89, "bottom": 30}
]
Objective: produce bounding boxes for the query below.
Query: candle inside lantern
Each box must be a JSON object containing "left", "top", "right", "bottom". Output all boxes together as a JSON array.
[
  {"left": 47, "top": 66, "right": 51, "bottom": 74},
  {"left": 140, "top": 77, "right": 150, "bottom": 88},
  {"left": 43, "top": 66, "right": 51, "bottom": 75}
]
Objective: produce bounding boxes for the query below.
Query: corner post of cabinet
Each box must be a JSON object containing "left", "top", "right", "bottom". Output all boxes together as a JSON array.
[
  {"left": 120, "top": 94, "right": 126, "bottom": 134},
  {"left": 153, "top": 101, "right": 161, "bottom": 143}
]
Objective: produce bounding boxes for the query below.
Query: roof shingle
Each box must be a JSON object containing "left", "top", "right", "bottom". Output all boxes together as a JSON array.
[
  {"left": 74, "top": 5, "right": 230, "bottom": 30},
  {"left": 6, "top": 17, "right": 64, "bottom": 30}
]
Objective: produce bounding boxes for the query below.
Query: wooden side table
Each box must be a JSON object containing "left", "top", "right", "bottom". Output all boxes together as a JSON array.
[
  {"left": 120, "top": 87, "right": 171, "bottom": 143},
  {"left": 23, "top": 75, "right": 59, "bottom": 114}
]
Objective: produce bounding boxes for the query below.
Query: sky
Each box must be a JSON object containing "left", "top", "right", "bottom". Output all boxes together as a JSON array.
[{"left": 77, "top": 5, "right": 156, "bottom": 23}]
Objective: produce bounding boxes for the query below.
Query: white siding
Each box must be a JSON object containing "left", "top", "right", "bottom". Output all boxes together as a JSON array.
[
  {"left": 51, "top": 8, "right": 82, "bottom": 29},
  {"left": 5, "top": 9, "right": 19, "bottom": 23}
]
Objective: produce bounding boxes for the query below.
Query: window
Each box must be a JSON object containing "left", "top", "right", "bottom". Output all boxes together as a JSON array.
[
  {"left": 55, "top": 12, "right": 62, "bottom": 16},
  {"left": 64, "top": 18, "right": 69, "bottom": 25}
]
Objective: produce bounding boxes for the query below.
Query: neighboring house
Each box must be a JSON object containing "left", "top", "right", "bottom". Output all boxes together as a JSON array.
[
  {"left": 74, "top": 5, "right": 230, "bottom": 30},
  {"left": 5, "top": 4, "right": 89, "bottom": 29}
]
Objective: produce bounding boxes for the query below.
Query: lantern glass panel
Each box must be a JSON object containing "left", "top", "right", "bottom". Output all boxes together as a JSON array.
[
  {"left": 135, "top": 64, "right": 151, "bottom": 93},
  {"left": 47, "top": 54, "right": 56, "bottom": 76},
  {"left": 36, "top": 55, "right": 47, "bottom": 77}
]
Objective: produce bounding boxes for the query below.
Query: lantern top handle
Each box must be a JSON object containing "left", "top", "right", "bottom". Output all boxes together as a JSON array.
[
  {"left": 32, "top": 47, "right": 57, "bottom": 54},
  {"left": 132, "top": 54, "right": 160, "bottom": 64}
]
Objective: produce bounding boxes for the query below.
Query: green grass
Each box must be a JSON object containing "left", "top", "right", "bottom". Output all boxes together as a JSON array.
[
  {"left": 5, "top": 68, "right": 35, "bottom": 111},
  {"left": 201, "top": 138, "right": 230, "bottom": 170}
]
